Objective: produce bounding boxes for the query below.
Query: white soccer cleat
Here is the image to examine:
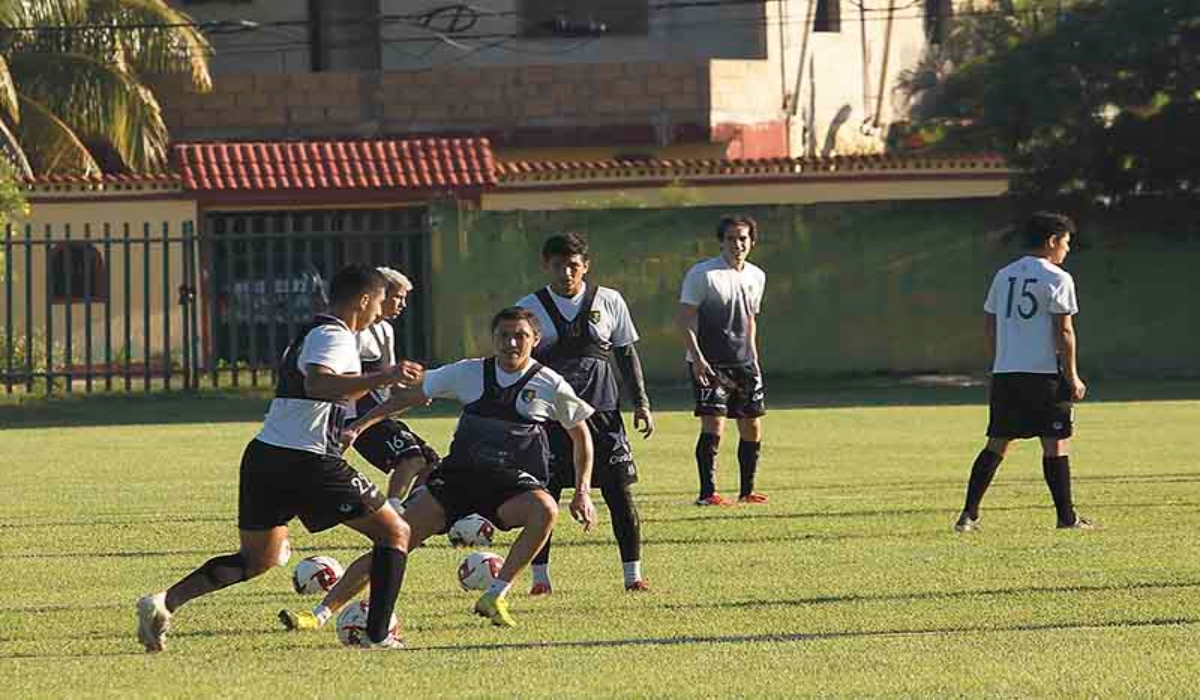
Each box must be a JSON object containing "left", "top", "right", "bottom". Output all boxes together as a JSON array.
[
  {"left": 358, "top": 633, "right": 406, "bottom": 650},
  {"left": 136, "top": 592, "right": 172, "bottom": 653},
  {"left": 953, "top": 512, "right": 980, "bottom": 533}
]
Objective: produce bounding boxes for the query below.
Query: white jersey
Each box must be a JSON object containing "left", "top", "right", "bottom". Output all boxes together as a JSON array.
[
  {"left": 355, "top": 320, "right": 396, "bottom": 415},
  {"left": 423, "top": 358, "right": 594, "bottom": 429},
  {"left": 679, "top": 256, "right": 766, "bottom": 365},
  {"left": 257, "top": 318, "right": 360, "bottom": 455},
  {"left": 984, "top": 255, "right": 1078, "bottom": 374},
  {"left": 515, "top": 283, "right": 639, "bottom": 350}
]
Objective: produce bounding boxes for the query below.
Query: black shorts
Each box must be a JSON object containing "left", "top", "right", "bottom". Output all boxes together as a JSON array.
[
  {"left": 424, "top": 464, "right": 545, "bottom": 532},
  {"left": 691, "top": 363, "right": 766, "bottom": 419},
  {"left": 238, "top": 439, "right": 386, "bottom": 533},
  {"left": 986, "top": 372, "right": 1074, "bottom": 440},
  {"left": 546, "top": 410, "right": 638, "bottom": 490},
  {"left": 353, "top": 418, "right": 437, "bottom": 473}
]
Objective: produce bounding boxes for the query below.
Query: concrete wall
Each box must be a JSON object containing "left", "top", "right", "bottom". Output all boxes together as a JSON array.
[
  {"left": 427, "top": 199, "right": 1200, "bottom": 380},
  {"left": 1, "top": 194, "right": 199, "bottom": 372}
]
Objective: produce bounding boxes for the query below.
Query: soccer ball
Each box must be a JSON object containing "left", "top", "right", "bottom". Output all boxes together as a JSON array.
[
  {"left": 447, "top": 513, "right": 496, "bottom": 548},
  {"left": 335, "top": 599, "right": 399, "bottom": 646},
  {"left": 457, "top": 551, "right": 504, "bottom": 591},
  {"left": 292, "top": 555, "right": 344, "bottom": 595}
]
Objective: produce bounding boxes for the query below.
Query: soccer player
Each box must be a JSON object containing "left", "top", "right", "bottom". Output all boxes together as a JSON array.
[
  {"left": 954, "top": 212, "right": 1093, "bottom": 532},
  {"left": 515, "top": 233, "right": 652, "bottom": 594},
  {"left": 353, "top": 267, "right": 439, "bottom": 506},
  {"left": 135, "top": 265, "right": 419, "bottom": 651},
  {"left": 279, "top": 307, "right": 597, "bottom": 630},
  {"left": 678, "top": 215, "right": 769, "bottom": 506}
]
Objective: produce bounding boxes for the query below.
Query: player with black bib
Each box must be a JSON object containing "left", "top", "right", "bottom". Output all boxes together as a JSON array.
[
  {"left": 516, "top": 233, "right": 652, "bottom": 594},
  {"left": 136, "top": 265, "right": 419, "bottom": 652}
]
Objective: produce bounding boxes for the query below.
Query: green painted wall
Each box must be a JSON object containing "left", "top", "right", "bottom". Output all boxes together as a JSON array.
[{"left": 427, "top": 199, "right": 1200, "bottom": 379}]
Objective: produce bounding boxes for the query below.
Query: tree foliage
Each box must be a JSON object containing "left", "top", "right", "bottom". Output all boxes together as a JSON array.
[
  {"left": 902, "top": 0, "right": 1200, "bottom": 201},
  {"left": 0, "top": 0, "right": 212, "bottom": 176}
]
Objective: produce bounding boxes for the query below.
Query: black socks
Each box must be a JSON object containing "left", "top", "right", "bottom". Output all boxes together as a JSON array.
[
  {"left": 1042, "top": 455, "right": 1076, "bottom": 525},
  {"left": 963, "top": 450, "right": 1004, "bottom": 519},
  {"left": 367, "top": 546, "right": 407, "bottom": 643},
  {"left": 737, "top": 440, "right": 761, "bottom": 497},
  {"left": 696, "top": 433, "right": 720, "bottom": 498}
]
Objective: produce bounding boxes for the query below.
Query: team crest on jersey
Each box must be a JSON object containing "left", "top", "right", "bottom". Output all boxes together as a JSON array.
[
  {"left": 520, "top": 389, "right": 536, "bottom": 403},
  {"left": 589, "top": 309, "right": 601, "bottom": 323}
]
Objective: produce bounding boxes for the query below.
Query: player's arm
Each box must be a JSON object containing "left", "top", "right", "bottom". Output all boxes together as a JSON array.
[
  {"left": 613, "top": 343, "right": 653, "bottom": 438},
  {"left": 677, "top": 303, "right": 715, "bottom": 386},
  {"left": 343, "top": 383, "right": 431, "bottom": 447},
  {"left": 563, "top": 420, "right": 597, "bottom": 532},
  {"left": 984, "top": 313, "right": 997, "bottom": 366},
  {"left": 1053, "top": 313, "right": 1086, "bottom": 401},
  {"left": 304, "top": 362, "right": 416, "bottom": 402}
]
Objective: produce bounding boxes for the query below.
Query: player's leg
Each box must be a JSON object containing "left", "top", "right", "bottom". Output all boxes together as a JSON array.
[
  {"left": 529, "top": 482, "right": 564, "bottom": 595},
  {"left": 956, "top": 438, "right": 1011, "bottom": 531},
  {"left": 730, "top": 365, "right": 768, "bottom": 503},
  {"left": 386, "top": 454, "right": 427, "bottom": 504},
  {"left": 1041, "top": 437, "right": 1091, "bottom": 529},
  {"left": 600, "top": 479, "right": 646, "bottom": 590},
  {"left": 693, "top": 364, "right": 732, "bottom": 505},
  {"left": 476, "top": 489, "right": 558, "bottom": 627}
]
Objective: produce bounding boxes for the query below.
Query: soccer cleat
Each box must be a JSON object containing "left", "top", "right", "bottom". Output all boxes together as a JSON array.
[
  {"left": 358, "top": 633, "right": 406, "bottom": 650},
  {"left": 474, "top": 592, "right": 517, "bottom": 627},
  {"left": 135, "top": 592, "right": 172, "bottom": 653},
  {"left": 737, "top": 492, "right": 769, "bottom": 504},
  {"left": 529, "top": 582, "right": 553, "bottom": 596},
  {"left": 953, "top": 512, "right": 980, "bottom": 533},
  {"left": 694, "top": 493, "right": 734, "bottom": 507},
  {"left": 1057, "top": 516, "right": 1096, "bottom": 530},
  {"left": 278, "top": 609, "right": 321, "bottom": 632},
  {"left": 625, "top": 579, "right": 650, "bottom": 593}
]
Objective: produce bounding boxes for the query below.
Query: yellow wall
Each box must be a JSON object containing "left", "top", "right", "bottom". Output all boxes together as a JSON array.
[{"left": 2, "top": 194, "right": 199, "bottom": 372}]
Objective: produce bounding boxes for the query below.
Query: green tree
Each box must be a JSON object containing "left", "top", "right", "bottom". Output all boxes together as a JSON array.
[
  {"left": 0, "top": 1, "right": 211, "bottom": 176},
  {"left": 902, "top": 0, "right": 1199, "bottom": 201}
]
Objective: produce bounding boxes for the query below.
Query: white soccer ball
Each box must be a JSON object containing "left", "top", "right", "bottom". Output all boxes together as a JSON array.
[
  {"left": 447, "top": 513, "right": 497, "bottom": 548},
  {"left": 335, "top": 599, "right": 400, "bottom": 647},
  {"left": 457, "top": 551, "right": 504, "bottom": 591},
  {"left": 292, "top": 555, "right": 344, "bottom": 595}
]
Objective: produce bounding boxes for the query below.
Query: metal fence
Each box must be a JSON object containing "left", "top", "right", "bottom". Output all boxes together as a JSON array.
[{"left": 2, "top": 208, "right": 430, "bottom": 395}]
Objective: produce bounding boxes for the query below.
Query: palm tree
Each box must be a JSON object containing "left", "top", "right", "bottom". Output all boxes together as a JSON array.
[{"left": 0, "top": 0, "right": 211, "bottom": 177}]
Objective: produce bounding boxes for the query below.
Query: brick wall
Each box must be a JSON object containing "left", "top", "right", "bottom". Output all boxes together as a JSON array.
[{"left": 155, "top": 62, "right": 730, "bottom": 149}]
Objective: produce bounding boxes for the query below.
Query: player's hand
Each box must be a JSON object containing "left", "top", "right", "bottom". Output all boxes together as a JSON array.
[
  {"left": 633, "top": 406, "right": 654, "bottom": 438},
  {"left": 391, "top": 360, "right": 425, "bottom": 387},
  {"left": 569, "top": 490, "right": 596, "bottom": 532},
  {"left": 340, "top": 424, "right": 362, "bottom": 451},
  {"left": 693, "top": 357, "right": 716, "bottom": 387},
  {"left": 1069, "top": 375, "right": 1087, "bottom": 401}
]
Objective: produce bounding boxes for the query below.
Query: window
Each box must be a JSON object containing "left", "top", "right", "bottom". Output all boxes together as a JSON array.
[
  {"left": 814, "top": 0, "right": 841, "bottom": 33},
  {"left": 519, "top": 0, "right": 649, "bottom": 37},
  {"left": 50, "top": 243, "right": 107, "bottom": 302},
  {"left": 924, "top": 0, "right": 953, "bottom": 45}
]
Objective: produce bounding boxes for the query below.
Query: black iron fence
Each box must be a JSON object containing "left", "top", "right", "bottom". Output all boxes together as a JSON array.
[{"left": 2, "top": 208, "right": 430, "bottom": 395}]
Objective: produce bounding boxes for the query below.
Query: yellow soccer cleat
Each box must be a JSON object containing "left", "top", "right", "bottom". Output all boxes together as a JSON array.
[
  {"left": 473, "top": 592, "right": 516, "bottom": 628},
  {"left": 278, "top": 609, "right": 321, "bottom": 632}
]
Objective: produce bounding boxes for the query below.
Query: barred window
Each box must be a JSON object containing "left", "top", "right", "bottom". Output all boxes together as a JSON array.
[
  {"left": 814, "top": 0, "right": 841, "bottom": 33},
  {"left": 519, "top": 0, "right": 649, "bottom": 37},
  {"left": 50, "top": 242, "right": 107, "bottom": 302}
]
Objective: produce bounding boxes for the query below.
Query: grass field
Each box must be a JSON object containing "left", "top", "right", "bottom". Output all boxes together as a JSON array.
[{"left": 2, "top": 380, "right": 1200, "bottom": 697}]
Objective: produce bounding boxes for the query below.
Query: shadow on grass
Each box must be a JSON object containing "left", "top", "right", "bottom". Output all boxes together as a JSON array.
[
  {"left": 2, "top": 377, "right": 1199, "bottom": 429},
  {"left": 3, "top": 616, "right": 1196, "bottom": 660}
]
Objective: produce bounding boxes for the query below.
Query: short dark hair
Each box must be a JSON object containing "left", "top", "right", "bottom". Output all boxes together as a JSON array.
[
  {"left": 491, "top": 306, "right": 542, "bottom": 334},
  {"left": 329, "top": 264, "right": 386, "bottom": 306},
  {"left": 542, "top": 232, "right": 589, "bottom": 261},
  {"left": 716, "top": 214, "right": 757, "bottom": 242},
  {"left": 1023, "top": 212, "right": 1075, "bottom": 249}
]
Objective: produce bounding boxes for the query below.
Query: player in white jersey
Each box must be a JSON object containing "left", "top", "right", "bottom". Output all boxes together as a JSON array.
[
  {"left": 516, "top": 233, "right": 653, "bottom": 594},
  {"left": 954, "top": 212, "right": 1093, "bottom": 532},
  {"left": 679, "top": 215, "right": 769, "bottom": 506},
  {"left": 351, "top": 267, "right": 439, "bottom": 505},
  {"left": 135, "top": 266, "right": 420, "bottom": 652},
  {"left": 279, "top": 307, "right": 598, "bottom": 630}
]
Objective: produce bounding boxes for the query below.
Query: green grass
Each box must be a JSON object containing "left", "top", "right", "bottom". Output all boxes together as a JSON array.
[{"left": 2, "top": 381, "right": 1200, "bottom": 697}]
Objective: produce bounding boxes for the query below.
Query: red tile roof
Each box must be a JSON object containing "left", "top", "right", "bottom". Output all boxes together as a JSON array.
[
  {"left": 498, "top": 154, "right": 1010, "bottom": 183},
  {"left": 174, "top": 138, "right": 496, "bottom": 192},
  {"left": 22, "top": 173, "right": 180, "bottom": 186}
]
